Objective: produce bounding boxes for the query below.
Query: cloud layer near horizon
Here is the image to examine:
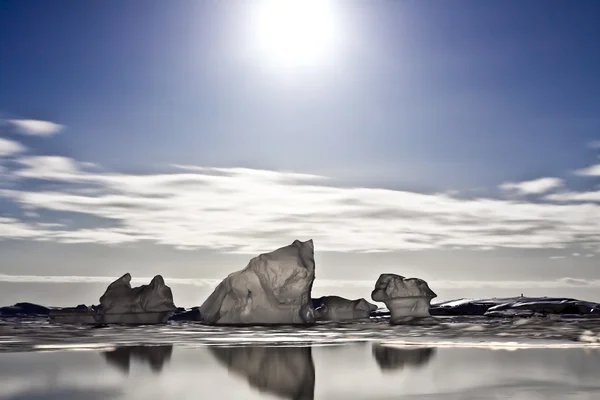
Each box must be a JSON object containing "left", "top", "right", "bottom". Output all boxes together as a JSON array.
[
  {"left": 0, "top": 274, "right": 598, "bottom": 290},
  {"left": 1, "top": 134, "right": 600, "bottom": 254}
]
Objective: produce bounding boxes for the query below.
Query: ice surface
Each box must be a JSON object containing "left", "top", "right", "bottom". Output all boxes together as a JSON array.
[
  {"left": 431, "top": 296, "right": 600, "bottom": 317},
  {"left": 313, "top": 296, "right": 377, "bottom": 321},
  {"left": 199, "top": 239, "right": 316, "bottom": 325}
]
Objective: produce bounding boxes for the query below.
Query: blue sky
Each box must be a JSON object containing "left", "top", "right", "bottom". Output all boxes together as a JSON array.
[{"left": 1, "top": 0, "right": 600, "bottom": 305}]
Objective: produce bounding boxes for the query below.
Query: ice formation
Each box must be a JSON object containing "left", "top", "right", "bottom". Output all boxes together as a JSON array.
[
  {"left": 49, "top": 273, "right": 177, "bottom": 325},
  {"left": 371, "top": 274, "right": 437, "bottom": 321},
  {"left": 313, "top": 296, "right": 378, "bottom": 321},
  {"left": 199, "top": 239, "right": 316, "bottom": 325},
  {"left": 99, "top": 273, "right": 176, "bottom": 314}
]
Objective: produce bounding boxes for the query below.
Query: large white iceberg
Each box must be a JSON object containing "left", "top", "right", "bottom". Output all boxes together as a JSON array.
[
  {"left": 199, "top": 239, "right": 316, "bottom": 325},
  {"left": 313, "top": 296, "right": 378, "bottom": 321},
  {"left": 371, "top": 274, "right": 437, "bottom": 322}
]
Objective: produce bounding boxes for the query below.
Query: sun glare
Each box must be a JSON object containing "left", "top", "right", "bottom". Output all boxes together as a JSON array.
[{"left": 250, "top": 0, "right": 341, "bottom": 71}]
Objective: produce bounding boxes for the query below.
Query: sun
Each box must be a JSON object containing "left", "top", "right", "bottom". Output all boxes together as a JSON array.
[{"left": 249, "top": 0, "right": 342, "bottom": 71}]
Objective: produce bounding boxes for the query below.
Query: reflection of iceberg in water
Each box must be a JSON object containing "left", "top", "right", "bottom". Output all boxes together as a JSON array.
[
  {"left": 210, "top": 346, "right": 315, "bottom": 400},
  {"left": 372, "top": 344, "right": 435, "bottom": 372},
  {"left": 103, "top": 345, "right": 173, "bottom": 374}
]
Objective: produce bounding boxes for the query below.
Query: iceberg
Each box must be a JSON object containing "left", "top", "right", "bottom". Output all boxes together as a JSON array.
[
  {"left": 371, "top": 274, "right": 437, "bottom": 322},
  {"left": 98, "top": 273, "right": 176, "bottom": 314},
  {"left": 313, "top": 296, "right": 378, "bottom": 321},
  {"left": 199, "top": 239, "right": 316, "bottom": 325},
  {"left": 49, "top": 273, "right": 177, "bottom": 325}
]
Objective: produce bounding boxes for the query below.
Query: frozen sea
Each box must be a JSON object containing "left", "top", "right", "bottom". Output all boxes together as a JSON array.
[{"left": 2, "top": 317, "right": 600, "bottom": 399}]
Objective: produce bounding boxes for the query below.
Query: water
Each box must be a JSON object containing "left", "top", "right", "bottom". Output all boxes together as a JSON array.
[
  {"left": 2, "top": 318, "right": 600, "bottom": 399},
  {"left": 3, "top": 316, "right": 600, "bottom": 351},
  {"left": 1, "top": 343, "right": 600, "bottom": 399}
]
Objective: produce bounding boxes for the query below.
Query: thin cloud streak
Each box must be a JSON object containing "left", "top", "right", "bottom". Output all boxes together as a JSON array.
[
  {"left": 588, "top": 140, "right": 600, "bottom": 150},
  {"left": 0, "top": 274, "right": 599, "bottom": 290},
  {"left": 499, "top": 177, "right": 563, "bottom": 195},
  {"left": 546, "top": 190, "right": 600, "bottom": 202},
  {"left": 8, "top": 119, "right": 64, "bottom": 137},
  {"left": 575, "top": 163, "right": 600, "bottom": 177}
]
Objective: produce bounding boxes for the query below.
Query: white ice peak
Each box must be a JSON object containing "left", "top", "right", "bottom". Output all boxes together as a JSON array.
[
  {"left": 200, "top": 239, "right": 316, "bottom": 325},
  {"left": 371, "top": 274, "right": 437, "bottom": 321}
]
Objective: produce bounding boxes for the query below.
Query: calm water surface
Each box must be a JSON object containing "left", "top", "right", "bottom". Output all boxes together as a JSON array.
[{"left": 1, "top": 343, "right": 599, "bottom": 400}]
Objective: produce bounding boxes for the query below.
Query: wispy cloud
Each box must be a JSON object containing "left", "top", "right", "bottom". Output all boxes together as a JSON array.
[
  {"left": 575, "top": 163, "right": 600, "bottom": 177},
  {"left": 1, "top": 154, "right": 600, "bottom": 253},
  {"left": 8, "top": 119, "right": 64, "bottom": 137},
  {"left": 0, "top": 138, "right": 26, "bottom": 157},
  {"left": 545, "top": 190, "right": 600, "bottom": 202},
  {"left": 499, "top": 177, "right": 563, "bottom": 195},
  {"left": 588, "top": 140, "right": 600, "bottom": 150}
]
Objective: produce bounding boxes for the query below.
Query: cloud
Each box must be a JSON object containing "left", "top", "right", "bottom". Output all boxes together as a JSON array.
[
  {"left": 8, "top": 119, "right": 64, "bottom": 137},
  {"left": 1, "top": 156, "right": 600, "bottom": 253},
  {"left": 171, "top": 164, "right": 328, "bottom": 182},
  {"left": 15, "top": 156, "right": 85, "bottom": 180},
  {"left": 575, "top": 163, "right": 600, "bottom": 176},
  {"left": 1, "top": 274, "right": 599, "bottom": 290},
  {"left": 588, "top": 140, "right": 600, "bottom": 149},
  {"left": 545, "top": 190, "right": 600, "bottom": 202},
  {"left": 499, "top": 177, "right": 563, "bottom": 195},
  {"left": 0, "top": 216, "right": 138, "bottom": 244},
  {"left": 0, "top": 138, "right": 26, "bottom": 157}
]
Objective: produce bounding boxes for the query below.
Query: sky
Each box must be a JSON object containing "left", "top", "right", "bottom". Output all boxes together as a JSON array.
[{"left": 1, "top": 0, "right": 600, "bottom": 306}]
